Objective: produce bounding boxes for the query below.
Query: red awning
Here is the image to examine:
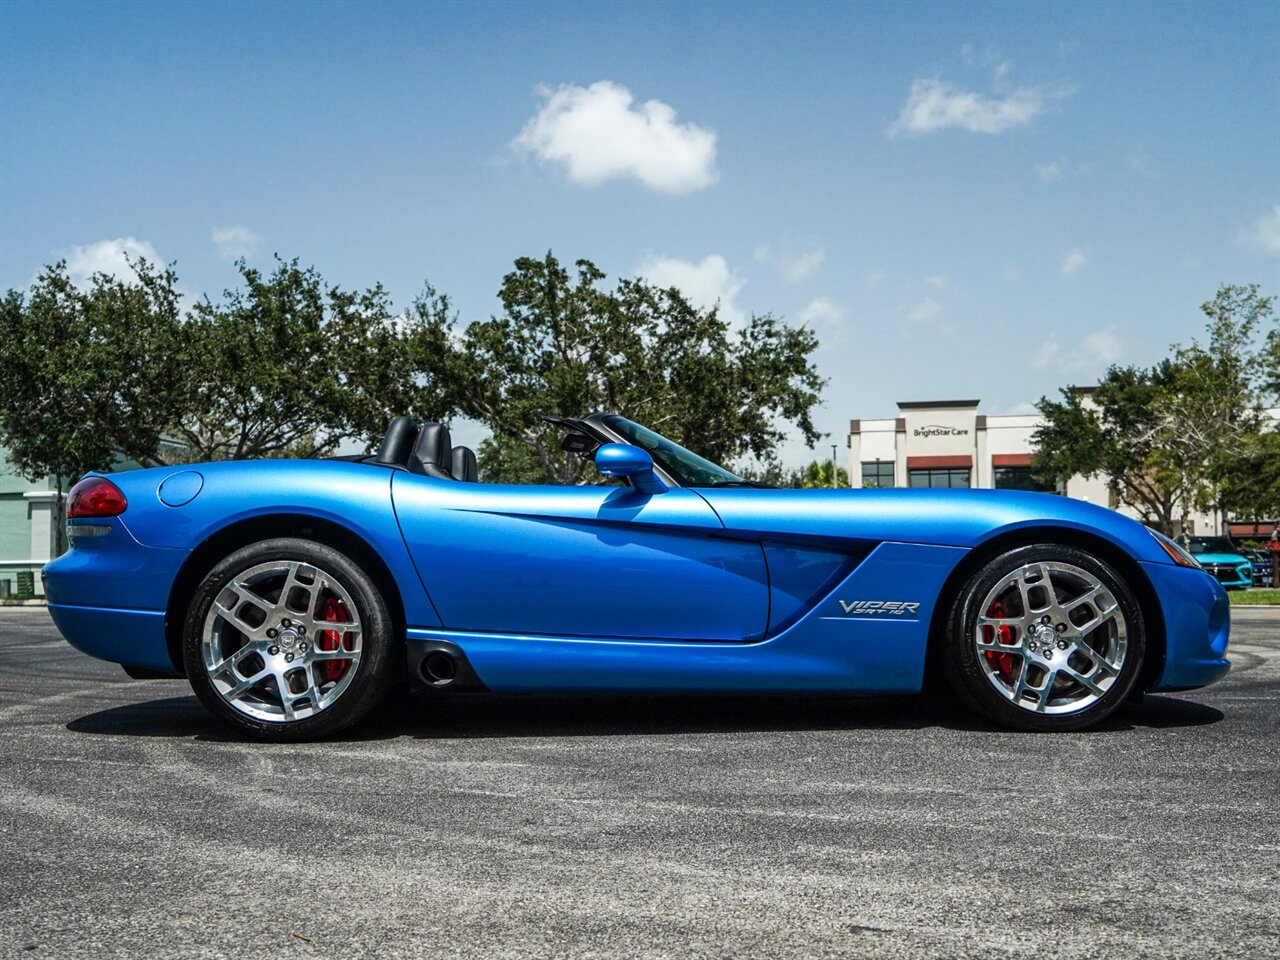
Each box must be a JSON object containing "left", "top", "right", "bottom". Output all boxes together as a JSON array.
[
  {"left": 1229, "top": 522, "right": 1279, "bottom": 536},
  {"left": 907, "top": 455, "right": 972, "bottom": 469},
  {"left": 992, "top": 453, "right": 1033, "bottom": 468}
]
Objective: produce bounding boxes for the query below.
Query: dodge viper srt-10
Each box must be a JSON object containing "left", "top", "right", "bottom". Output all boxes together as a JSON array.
[{"left": 44, "top": 414, "right": 1231, "bottom": 740}]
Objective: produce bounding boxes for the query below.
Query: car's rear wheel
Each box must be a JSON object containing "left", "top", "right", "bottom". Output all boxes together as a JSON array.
[
  {"left": 182, "top": 538, "right": 396, "bottom": 741},
  {"left": 942, "top": 543, "right": 1146, "bottom": 731}
]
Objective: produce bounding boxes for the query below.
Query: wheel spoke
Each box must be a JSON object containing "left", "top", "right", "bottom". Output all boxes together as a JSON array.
[
  {"left": 274, "top": 672, "right": 297, "bottom": 720},
  {"left": 279, "top": 562, "right": 322, "bottom": 619},
  {"left": 223, "top": 665, "right": 271, "bottom": 700},
  {"left": 208, "top": 642, "right": 260, "bottom": 677},
  {"left": 1059, "top": 663, "right": 1105, "bottom": 697},
  {"left": 971, "top": 559, "right": 1129, "bottom": 717},
  {"left": 200, "top": 557, "right": 366, "bottom": 725}
]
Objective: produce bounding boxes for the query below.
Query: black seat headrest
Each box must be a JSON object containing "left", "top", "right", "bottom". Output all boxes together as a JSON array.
[
  {"left": 375, "top": 417, "right": 419, "bottom": 467},
  {"left": 451, "top": 446, "right": 478, "bottom": 482},
  {"left": 411, "top": 422, "right": 455, "bottom": 479}
]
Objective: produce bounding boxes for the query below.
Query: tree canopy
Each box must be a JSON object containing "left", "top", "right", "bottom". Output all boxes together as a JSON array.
[
  {"left": 174, "top": 259, "right": 451, "bottom": 462},
  {"left": 408, "top": 253, "right": 826, "bottom": 484},
  {"left": 0, "top": 259, "right": 184, "bottom": 485},
  {"left": 1033, "top": 284, "right": 1278, "bottom": 532}
]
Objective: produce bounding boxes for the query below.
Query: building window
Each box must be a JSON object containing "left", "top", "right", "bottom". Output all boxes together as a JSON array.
[
  {"left": 861, "top": 461, "right": 894, "bottom": 488},
  {"left": 908, "top": 467, "right": 970, "bottom": 488},
  {"left": 993, "top": 465, "right": 1053, "bottom": 492}
]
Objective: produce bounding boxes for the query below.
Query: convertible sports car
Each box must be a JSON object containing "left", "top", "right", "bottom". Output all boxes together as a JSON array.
[{"left": 44, "top": 415, "right": 1231, "bottom": 740}]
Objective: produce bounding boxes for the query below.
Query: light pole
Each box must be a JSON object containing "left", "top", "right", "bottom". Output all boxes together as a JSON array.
[{"left": 831, "top": 443, "right": 838, "bottom": 488}]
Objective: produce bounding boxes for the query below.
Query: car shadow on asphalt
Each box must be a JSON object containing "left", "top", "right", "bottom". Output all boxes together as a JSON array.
[{"left": 66, "top": 688, "right": 1225, "bottom": 742}]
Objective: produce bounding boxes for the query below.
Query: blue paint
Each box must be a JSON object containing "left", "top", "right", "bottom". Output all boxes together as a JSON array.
[
  {"left": 42, "top": 443, "right": 1230, "bottom": 703},
  {"left": 47, "top": 603, "right": 170, "bottom": 672},
  {"left": 157, "top": 470, "right": 203, "bottom": 507},
  {"left": 1142, "top": 561, "right": 1232, "bottom": 691},
  {"left": 393, "top": 475, "right": 768, "bottom": 641}
]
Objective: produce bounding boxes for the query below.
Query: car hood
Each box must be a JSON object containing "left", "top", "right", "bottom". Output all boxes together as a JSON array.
[{"left": 695, "top": 487, "right": 1171, "bottom": 565}]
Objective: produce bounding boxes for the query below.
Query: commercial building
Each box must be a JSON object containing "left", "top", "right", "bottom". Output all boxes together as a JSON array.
[
  {"left": 0, "top": 448, "right": 61, "bottom": 597},
  {"left": 846, "top": 397, "right": 1268, "bottom": 538}
]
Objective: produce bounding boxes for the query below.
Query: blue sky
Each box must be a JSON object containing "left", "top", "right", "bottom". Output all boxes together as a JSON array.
[{"left": 2, "top": 0, "right": 1277, "bottom": 464}]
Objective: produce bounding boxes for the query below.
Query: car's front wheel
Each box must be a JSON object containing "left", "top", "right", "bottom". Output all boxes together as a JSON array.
[
  {"left": 182, "top": 538, "right": 396, "bottom": 741},
  {"left": 942, "top": 544, "right": 1146, "bottom": 731}
]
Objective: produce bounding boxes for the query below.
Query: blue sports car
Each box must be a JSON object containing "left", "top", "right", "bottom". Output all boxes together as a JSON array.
[{"left": 44, "top": 415, "right": 1231, "bottom": 740}]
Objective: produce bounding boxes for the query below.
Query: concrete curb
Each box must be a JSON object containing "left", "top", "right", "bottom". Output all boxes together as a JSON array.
[{"left": 0, "top": 599, "right": 47, "bottom": 607}]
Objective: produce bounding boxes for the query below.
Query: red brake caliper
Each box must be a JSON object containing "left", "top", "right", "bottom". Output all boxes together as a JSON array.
[
  {"left": 317, "top": 595, "right": 352, "bottom": 684},
  {"left": 983, "top": 600, "right": 1018, "bottom": 684}
]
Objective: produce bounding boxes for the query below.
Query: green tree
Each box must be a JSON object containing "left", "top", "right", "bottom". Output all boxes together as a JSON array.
[
  {"left": 174, "top": 259, "right": 452, "bottom": 461},
  {"left": 1033, "top": 284, "right": 1278, "bottom": 534},
  {"left": 410, "top": 253, "right": 826, "bottom": 484},
  {"left": 0, "top": 258, "right": 184, "bottom": 483},
  {"left": 1032, "top": 372, "right": 1181, "bottom": 533},
  {"left": 796, "top": 459, "right": 849, "bottom": 488}
]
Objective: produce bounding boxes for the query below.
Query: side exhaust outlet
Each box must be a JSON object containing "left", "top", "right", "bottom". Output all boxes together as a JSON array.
[{"left": 421, "top": 652, "right": 458, "bottom": 686}]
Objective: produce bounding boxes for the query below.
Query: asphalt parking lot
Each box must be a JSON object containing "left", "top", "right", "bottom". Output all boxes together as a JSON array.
[{"left": 1, "top": 607, "right": 1276, "bottom": 959}]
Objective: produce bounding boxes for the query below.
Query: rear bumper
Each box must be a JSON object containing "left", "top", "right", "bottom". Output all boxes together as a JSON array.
[
  {"left": 46, "top": 603, "right": 175, "bottom": 673},
  {"left": 43, "top": 518, "right": 188, "bottom": 673},
  {"left": 1141, "top": 561, "right": 1231, "bottom": 692}
]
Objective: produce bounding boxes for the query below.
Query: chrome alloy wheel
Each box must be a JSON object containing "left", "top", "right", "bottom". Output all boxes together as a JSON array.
[
  {"left": 200, "top": 560, "right": 363, "bottom": 723},
  {"left": 973, "top": 561, "right": 1128, "bottom": 716}
]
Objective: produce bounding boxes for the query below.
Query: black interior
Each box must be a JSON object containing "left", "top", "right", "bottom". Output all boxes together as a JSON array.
[
  {"left": 372, "top": 418, "right": 477, "bottom": 482},
  {"left": 451, "top": 445, "right": 478, "bottom": 482}
]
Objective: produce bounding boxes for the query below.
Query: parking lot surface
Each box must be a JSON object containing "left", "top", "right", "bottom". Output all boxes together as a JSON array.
[{"left": 1, "top": 606, "right": 1277, "bottom": 959}]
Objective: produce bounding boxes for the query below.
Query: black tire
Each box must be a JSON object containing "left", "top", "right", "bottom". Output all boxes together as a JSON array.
[
  {"left": 182, "top": 538, "right": 397, "bottom": 741},
  {"left": 942, "top": 543, "right": 1146, "bottom": 732}
]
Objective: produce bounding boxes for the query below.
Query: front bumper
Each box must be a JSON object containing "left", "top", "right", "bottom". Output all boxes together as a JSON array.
[{"left": 1141, "top": 561, "right": 1231, "bottom": 692}]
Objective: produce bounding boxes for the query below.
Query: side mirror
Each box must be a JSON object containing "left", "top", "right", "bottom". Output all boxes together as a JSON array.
[{"left": 594, "top": 443, "right": 668, "bottom": 495}]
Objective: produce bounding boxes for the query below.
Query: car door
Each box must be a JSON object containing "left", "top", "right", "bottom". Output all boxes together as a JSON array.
[{"left": 391, "top": 474, "right": 769, "bottom": 642}]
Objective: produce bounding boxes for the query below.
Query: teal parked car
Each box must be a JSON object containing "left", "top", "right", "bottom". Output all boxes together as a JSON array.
[{"left": 1186, "top": 536, "right": 1254, "bottom": 589}]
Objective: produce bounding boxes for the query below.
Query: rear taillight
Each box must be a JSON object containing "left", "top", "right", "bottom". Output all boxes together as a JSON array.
[{"left": 66, "top": 476, "right": 128, "bottom": 518}]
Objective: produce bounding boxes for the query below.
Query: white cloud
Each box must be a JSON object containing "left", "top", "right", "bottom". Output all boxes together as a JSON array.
[
  {"left": 1033, "top": 325, "right": 1122, "bottom": 373},
  {"left": 64, "top": 237, "right": 162, "bottom": 286},
  {"left": 924, "top": 274, "right": 948, "bottom": 289},
  {"left": 637, "top": 254, "right": 745, "bottom": 325},
  {"left": 1035, "top": 159, "right": 1067, "bottom": 182},
  {"left": 755, "top": 243, "right": 825, "bottom": 282},
  {"left": 888, "top": 78, "right": 1045, "bottom": 137},
  {"left": 1238, "top": 204, "right": 1280, "bottom": 256},
  {"left": 906, "top": 297, "right": 942, "bottom": 323},
  {"left": 211, "top": 225, "right": 263, "bottom": 260},
  {"left": 1060, "top": 249, "right": 1087, "bottom": 274},
  {"left": 511, "top": 81, "right": 717, "bottom": 193},
  {"left": 779, "top": 248, "right": 825, "bottom": 282},
  {"left": 797, "top": 297, "right": 845, "bottom": 326}
]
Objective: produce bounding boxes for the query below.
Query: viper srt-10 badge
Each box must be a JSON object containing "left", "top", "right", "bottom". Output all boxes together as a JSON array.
[{"left": 838, "top": 600, "right": 922, "bottom": 616}]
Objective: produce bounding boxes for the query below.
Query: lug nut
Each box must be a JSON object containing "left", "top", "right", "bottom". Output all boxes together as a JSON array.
[
  {"left": 281, "top": 618, "right": 292, "bottom": 628},
  {"left": 1057, "top": 640, "right": 1069, "bottom": 650},
  {"left": 1041, "top": 615, "right": 1051, "bottom": 624},
  {"left": 1055, "top": 623, "right": 1067, "bottom": 633},
  {"left": 266, "top": 628, "right": 278, "bottom": 639},
  {"left": 299, "top": 641, "right": 309, "bottom": 653},
  {"left": 285, "top": 652, "right": 295, "bottom": 663},
  {"left": 296, "top": 625, "right": 306, "bottom": 635},
  {"left": 268, "top": 645, "right": 280, "bottom": 656}
]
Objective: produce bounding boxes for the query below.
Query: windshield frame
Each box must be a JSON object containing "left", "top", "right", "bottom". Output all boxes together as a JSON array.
[
  {"left": 600, "top": 416, "right": 744, "bottom": 488},
  {"left": 1187, "top": 536, "right": 1238, "bottom": 555}
]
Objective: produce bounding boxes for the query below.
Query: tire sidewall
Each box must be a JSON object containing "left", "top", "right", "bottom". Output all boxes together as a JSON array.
[
  {"left": 182, "top": 538, "right": 395, "bottom": 741},
  {"left": 944, "top": 543, "right": 1146, "bottom": 732}
]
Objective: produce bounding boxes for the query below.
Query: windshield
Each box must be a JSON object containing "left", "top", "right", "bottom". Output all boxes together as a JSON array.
[
  {"left": 602, "top": 416, "right": 744, "bottom": 487},
  {"left": 1187, "top": 537, "right": 1237, "bottom": 555}
]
